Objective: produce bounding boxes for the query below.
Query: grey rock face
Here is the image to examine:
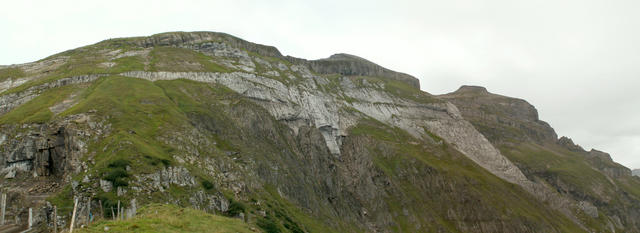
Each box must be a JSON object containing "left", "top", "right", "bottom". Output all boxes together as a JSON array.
[
  {"left": 1, "top": 126, "right": 76, "bottom": 178},
  {"left": 439, "top": 85, "right": 558, "bottom": 144},
  {"left": 0, "top": 114, "right": 97, "bottom": 182},
  {"left": 121, "top": 31, "right": 420, "bottom": 88},
  {"left": 633, "top": 169, "right": 640, "bottom": 177},
  {"left": 303, "top": 53, "right": 420, "bottom": 89},
  {"left": 136, "top": 166, "right": 197, "bottom": 191},
  {"left": 587, "top": 149, "right": 632, "bottom": 178},
  {"left": 100, "top": 179, "right": 113, "bottom": 192},
  {"left": 129, "top": 166, "right": 229, "bottom": 213},
  {"left": 131, "top": 31, "right": 283, "bottom": 58},
  {"left": 120, "top": 71, "right": 529, "bottom": 187},
  {"left": 119, "top": 69, "right": 543, "bottom": 229},
  {"left": 578, "top": 201, "right": 598, "bottom": 218}
]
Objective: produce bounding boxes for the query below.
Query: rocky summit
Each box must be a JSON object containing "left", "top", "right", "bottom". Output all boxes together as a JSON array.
[{"left": 0, "top": 31, "right": 639, "bottom": 233}]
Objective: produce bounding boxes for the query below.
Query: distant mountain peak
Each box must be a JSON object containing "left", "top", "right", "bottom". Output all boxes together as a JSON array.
[
  {"left": 299, "top": 52, "right": 421, "bottom": 89},
  {"left": 454, "top": 85, "right": 489, "bottom": 94},
  {"left": 326, "top": 53, "right": 366, "bottom": 60}
]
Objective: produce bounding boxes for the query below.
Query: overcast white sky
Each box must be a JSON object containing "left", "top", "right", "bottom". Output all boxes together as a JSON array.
[{"left": 1, "top": 0, "right": 639, "bottom": 168}]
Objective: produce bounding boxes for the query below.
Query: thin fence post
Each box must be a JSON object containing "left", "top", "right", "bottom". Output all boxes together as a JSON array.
[
  {"left": 117, "top": 200, "right": 120, "bottom": 221},
  {"left": 28, "top": 208, "right": 32, "bottom": 229},
  {"left": 111, "top": 207, "right": 115, "bottom": 220},
  {"left": 0, "top": 193, "right": 7, "bottom": 225},
  {"left": 87, "top": 198, "right": 91, "bottom": 226},
  {"left": 1, "top": 193, "right": 5, "bottom": 225},
  {"left": 70, "top": 198, "right": 78, "bottom": 233},
  {"left": 53, "top": 205, "right": 57, "bottom": 233},
  {"left": 99, "top": 200, "right": 103, "bottom": 219}
]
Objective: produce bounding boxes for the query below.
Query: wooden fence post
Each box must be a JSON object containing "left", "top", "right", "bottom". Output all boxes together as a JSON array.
[
  {"left": 1, "top": 193, "right": 5, "bottom": 225},
  {"left": 117, "top": 200, "right": 120, "bottom": 221},
  {"left": 70, "top": 198, "right": 78, "bottom": 233},
  {"left": 53, "top": 205, "right": 57, "bottom": 233},
  {"left": 99, "top": 200, "right": 103, "bottom": 219},
  {"left": 87, "top": 198, "right": 91, "bottom": 226},
  {"left": 28, "top": 208, "right": 32, "bottom": 229}
]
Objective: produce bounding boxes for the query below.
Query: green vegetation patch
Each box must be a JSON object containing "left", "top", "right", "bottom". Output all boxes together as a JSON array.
[
  {"left": 78, "top": 203, "right": 257, "bottom": 233},
  {"left": 255, "top": 185, "right": 342, "bottom": 233},
  {"left": 323, "top": 75, "right": 441, "bottom": 104},
  {"left": 499, "top": 143, "right": 615, "bottom": 197},
  {"left": 109, "top": 55, "right": 146, "bottom": 73},
  {"left": 3, "top": 48, "right": 113, "bottom": 95},
  {"left": 150, "top": 46, "right": 230, "bottom": 73},
  {"left": 224, "top": 198, "right": 246, "bottom": 217},
  {"left": 0, "top": 67, "right": 26, "bottom": 82},
  {"left": 0, "top": 85, "right": 76, "bottom": 124},
  {"left": 104, "top": 159, "right": 131, "bottom": 188},
  {"left": 60, "top": 76, "right": 186, "bottom": 192}
]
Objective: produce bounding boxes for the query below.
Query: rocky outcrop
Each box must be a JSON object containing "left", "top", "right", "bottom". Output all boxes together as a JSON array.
[
  {"left": 299, "top": 53, "right": 420, "bottom": 89},
  {"left": 633, "top": 169, "right": 640, "bottom": 177},
  {"left": 439, "top": 85, "right": 558, "bottom": 144},
  {"left": 556, "top": 137, "right": 632, "bottom": 178},
  {"left": 0, "top": 124, "right": 85, "bottom": 179},
  {"left": 586, "top": 149, "right": 632, "bottom": 178},
  {"left": 557, "top": 136, "right": 585, "bottom": 152},
  {"left": 129, "top": 31, "right": 283, "bottom": 58},
  {"left": 113, "top": 31, "right": 421, "bottom": 89}
]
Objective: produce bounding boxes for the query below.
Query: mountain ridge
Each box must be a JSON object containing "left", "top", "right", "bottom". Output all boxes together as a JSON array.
[{"left": 0, "top": 31, "right": 638, "bottom": 233}]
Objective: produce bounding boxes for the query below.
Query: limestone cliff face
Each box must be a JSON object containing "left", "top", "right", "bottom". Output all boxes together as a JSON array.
[
  {"left": 0, "top": 31, "right": 639, "bottom": 232},
  {"left": 121, "top": 31, "right": 420, "bottom": 88},
  {"left": 300, "top": 53, "right": 420, "bottom": 89},
  {"left": 440, "top": 85, "right": 558, "bottom": 144}
]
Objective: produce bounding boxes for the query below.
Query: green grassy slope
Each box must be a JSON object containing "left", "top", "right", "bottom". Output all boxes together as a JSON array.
[
  {"left": 348, "top": 118, "right": 585, "bottom": 233},
  {"left": 499, "top": 142, "right": 640, "bottom": 232},
  {"left": 78, "top": 204, "right": 258, "bottom": 233},
  {"left": 441, "top": 89, "right": 640, "bottom": 232}
]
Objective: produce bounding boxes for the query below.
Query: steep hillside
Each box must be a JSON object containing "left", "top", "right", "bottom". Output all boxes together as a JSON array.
[
  {"left": 0, "top": 31, "right": 637, "bottom": 232},
  {"left": 440, "top": 85, "right": 640, "bottom": 233}
]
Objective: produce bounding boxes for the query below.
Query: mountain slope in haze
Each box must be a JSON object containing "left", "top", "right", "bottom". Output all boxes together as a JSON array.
[
  {"left": 0, "top": 31, "right": 638, "bottom": 233},
  {"left": 440, "top": 85, "right": 640, "bottom": 232}
]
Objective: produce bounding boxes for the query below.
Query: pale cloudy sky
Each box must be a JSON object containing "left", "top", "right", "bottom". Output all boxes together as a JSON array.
[{"left": 1, "top": 0, "right": 639, "bottom": 168}]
